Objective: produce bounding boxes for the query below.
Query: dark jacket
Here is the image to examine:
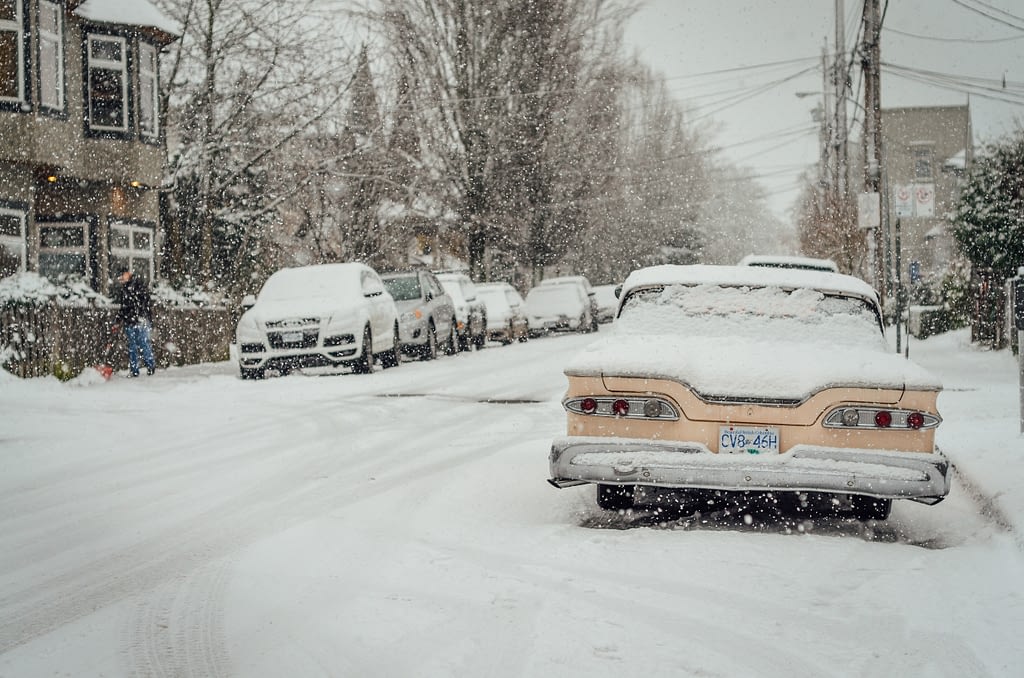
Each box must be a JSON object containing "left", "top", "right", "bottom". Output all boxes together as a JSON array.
[{"left": 115, "top": 275, "right": 153, "bottom": 326}]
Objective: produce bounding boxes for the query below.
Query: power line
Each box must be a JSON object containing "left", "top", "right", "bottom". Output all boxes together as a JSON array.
[
  {"left": 883, "top": 24, "right": 1024, "bottom": 43},
  {"left": 950, "top": 0, "right": 1024, "bottom": 31}
]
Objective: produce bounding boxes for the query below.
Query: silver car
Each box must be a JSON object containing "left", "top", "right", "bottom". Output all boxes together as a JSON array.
[
  {"left": 436, "top": 272, "right": 488, "bottom": 351},
  {"left": 382, "top": 270, "right": 458, "bottom": 360}
]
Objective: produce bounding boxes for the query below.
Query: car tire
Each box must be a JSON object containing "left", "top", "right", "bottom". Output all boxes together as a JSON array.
[
  {"left": 473, "top": 325, "right": 486, "bottom": 350},
  {"left": 380, "top": 324, "right": 401, "bottom": 369},
  {"left": 850, "top": 495, "right": 892, "bottom": 521},
  {"left": 596, "top": 484, "right": 635, "bottom": 511},
  {"left": 240, "top": 366, "right": 265, "bottom": 380},
  {"left": 500, "top": 321, "right": 513, "bottom": 345},
  {"left": 443, "top": 319, "right": 458, "bottom": 355},
  {"left": 458, "top": 331, "right": 470, "bottom": 353},
  {"left": 421, "top": 323, "right": 438, "bottom": 360},
  {"left": 351, "top": 326, "right": 374, "bottom": 374}
]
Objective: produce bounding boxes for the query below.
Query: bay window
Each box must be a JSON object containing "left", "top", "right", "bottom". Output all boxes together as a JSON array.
[
  {"left": 86, "top": 33, "right": 127, "bottom": 132},
  {"left": 38, "top": 0, "right": 63, "bottom": 112},
  {"left": 138, "top": 42, "right": 158, "bottom": 138},
  {"left": 0, "top": 0, "right": 25, "bottom": 105}
]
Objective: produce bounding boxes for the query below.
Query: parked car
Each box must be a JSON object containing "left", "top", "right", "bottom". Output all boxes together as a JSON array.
[
  {"left": 476, "top": 282, "right": 530, "bottom": 344},
  {"left": 436, "top": 272, "right": 487, "bottom": 351},
  {"left": 235, "top": 263, "right": 400, "bottom": 379},
  {"left": 591, "top": 283, "right": 620, "bottom": 324},
  {"left": 738, "top": 254, "right": 839, "bottom": 273},
  {"left": 549, "top": 264, "right": 950, "bottom": 521},
  {"left": 540, "top": 275, "right": 598, "bottom": 331},
  {"left": 525, "top": 283, "right": 591, "bottom": 336},
  {"left": 381, "top": 270, "right": 457, "bottom": 360}
]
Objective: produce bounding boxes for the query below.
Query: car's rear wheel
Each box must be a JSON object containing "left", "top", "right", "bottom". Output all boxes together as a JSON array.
[
  {"left": 380, "top": 324, "right": 401, "bottom": 369},
  {"left": 473, "top": 317, "right": 486, "bottom": 350},
  {"left": 421, "top": 323, "right": 438, "bottom": 360},
  {"left": 850, "top": 495, "right": 892, "bottom": 521},
  {"left": 596, "top": 484, "right": 635, "bottom": 511},
  {"left": 240, "top": 366, "right": 265, "bottom": 380},
  {"left": 443, "top": 318, "right": 458, "bottom": 355},
  {"left": 351, "top": 326, "right": 374, "bottom": 374}
]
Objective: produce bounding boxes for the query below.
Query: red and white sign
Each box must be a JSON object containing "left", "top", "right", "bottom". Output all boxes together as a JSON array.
[
  {"left": 893, "top": 184, "right": 914, "bottom": 217},
  {"left": 915, "top": 184, "right": 935, "bottom": 218}
]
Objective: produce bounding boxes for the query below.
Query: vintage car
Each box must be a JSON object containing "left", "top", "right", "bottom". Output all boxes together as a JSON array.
[{"left": 548, "top": 264, "right": 950, "bottom": 521}]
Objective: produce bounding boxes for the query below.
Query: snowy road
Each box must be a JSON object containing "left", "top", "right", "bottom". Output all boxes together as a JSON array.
[{"left": 1, "top": 333, "right": 1022, "bottom": 677}]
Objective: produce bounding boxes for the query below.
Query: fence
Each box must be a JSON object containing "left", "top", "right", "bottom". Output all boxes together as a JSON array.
[{"left": 1, "top": 302, "right": 234, "bottom": 379}]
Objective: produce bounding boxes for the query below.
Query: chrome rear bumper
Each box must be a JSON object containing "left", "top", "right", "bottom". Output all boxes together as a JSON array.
[{"left": 549, "top": 436, "right": 951, "bottom": 503}]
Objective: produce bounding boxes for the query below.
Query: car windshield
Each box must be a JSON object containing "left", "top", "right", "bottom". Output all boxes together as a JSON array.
[
  {"left": 383, "top": 276, "right": 422, "bottom": 301},
  {"left": 620, "top": 284, "right": 884, "bottom": 348},
  {"left": 258, "top": 268, "right": 359, "bottom": 303}
]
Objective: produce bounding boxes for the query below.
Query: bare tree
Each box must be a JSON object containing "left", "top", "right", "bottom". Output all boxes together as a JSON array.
[{"left": 156, "top": 0, "right": 358, "bottom": 292}]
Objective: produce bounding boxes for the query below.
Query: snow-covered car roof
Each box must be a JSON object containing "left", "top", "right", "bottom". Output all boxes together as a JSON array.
[
  {"left": 621, "top": 264, "right": 877, "bottom": 306},
  {"left": 257, "top": 263, "right": 374, "bottom": 302},
  {"left": 738, "top": 254, "right": 840, "bottom": 273}
]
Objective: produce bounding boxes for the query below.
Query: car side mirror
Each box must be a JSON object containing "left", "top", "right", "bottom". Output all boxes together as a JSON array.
[
  {"left": 614, "top": 285, "right": 622, "bottom": 299},
  {"left": 241, "top": 294, "right": 257, "bottom": 311},
  {"left": 425, "top": 290, "right": 433, "bottom": 301}
]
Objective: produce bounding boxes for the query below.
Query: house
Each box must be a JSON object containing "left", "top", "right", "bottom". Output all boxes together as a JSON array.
[
  {"left": 0, "top": 0, "right": 179, "bottom": 294},
  {"left": 881, "top": 105, "right": 973, "bottom": 292}
]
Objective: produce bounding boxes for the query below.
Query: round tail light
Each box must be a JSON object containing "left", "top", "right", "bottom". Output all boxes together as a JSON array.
[
  {"left": 907, "top": 412, "right": 925, "bottom": 429},
  {"left": 874, "top": 410, "right": 892, "bottom": 428},
  {"left": 612, "top": 399, "right": 630, "bottom": 416},
  {"left": 580, "top": 397, "right": 598, "bottom": 414}
]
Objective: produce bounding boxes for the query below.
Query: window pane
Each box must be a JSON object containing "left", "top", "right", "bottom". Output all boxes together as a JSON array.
[
  {"left": 40, "top": 226, "right": 84, "bottom": 247},
  {"left": 0, "top": 240, "right": 24, "bottom": 277},
  {"left": 90, "top": 38, "right": 121, "bottom": 63},
  {"left": 0, "top": 0, "right": 15, "bottom": 21},
  {"left": 109, "top": 254, "right": 129, "bottom": 280},
  {"left": 40, "top": 39, "right": 59, "bottom": 108},
  {"left": 109, "top": 227, "right": 129, "bottom": 249},
  {"left": 0, "top": 32, "right": 18, "bottom": 99},
  {"left": 139, "top": 72, "right": 156, "bottom": 135},
  {"left": 39, "top": 252, "right": 86, "bottom": 279},
  {"left": 130, "top": 257, "right": 151, "bottom": 282},
  {"left": 89, "top": 68, "right": 124, "bottom": 128},
  {"left": 132, "top": 230, "right": 151, "bottom": 251},
  {"left": 0, "top": 213, "right": 21, "bottom": 237}
]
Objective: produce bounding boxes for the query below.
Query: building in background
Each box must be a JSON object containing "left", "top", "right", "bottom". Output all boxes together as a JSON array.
[
  {"left": 881, "top": 105, "right": 972, "bottom": 297},
  {"left": 0, "top": 0, "right": 179, "bottom": 293}
]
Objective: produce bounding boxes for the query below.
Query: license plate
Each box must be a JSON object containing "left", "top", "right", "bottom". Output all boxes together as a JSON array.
[
  {"left": 282, "top": 331, "right": 303, "bottom": 343},
  {"left": 719, "top": 426, "right": 779, "bottom": 455}
]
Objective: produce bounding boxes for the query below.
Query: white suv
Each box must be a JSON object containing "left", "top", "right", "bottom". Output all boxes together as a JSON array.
[{"left": 235, "top": 263, "right": 400, "bottom": 379}]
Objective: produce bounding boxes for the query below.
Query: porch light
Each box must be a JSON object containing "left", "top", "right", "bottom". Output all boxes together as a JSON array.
[{"left": 46, "top": 175, "right": 58, "bottom": 183}]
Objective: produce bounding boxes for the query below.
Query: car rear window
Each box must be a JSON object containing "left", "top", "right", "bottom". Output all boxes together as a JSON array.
[{"left": 620, "top": 284, "right": 883, "bottom": 348}]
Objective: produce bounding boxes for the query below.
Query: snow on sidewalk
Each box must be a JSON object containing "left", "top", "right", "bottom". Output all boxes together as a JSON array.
[{"left": 907, "top": 328, "right": 1024, "bottom": 542}]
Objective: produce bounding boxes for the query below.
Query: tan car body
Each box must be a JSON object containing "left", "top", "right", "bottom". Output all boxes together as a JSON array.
[{"left": 548, "top": 264, "right": 952, "bottom": 513}]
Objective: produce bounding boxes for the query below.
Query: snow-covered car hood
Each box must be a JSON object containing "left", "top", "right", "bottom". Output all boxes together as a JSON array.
[
  {"left": 250, "top": 297, "right": 360, "bottom": 323},
  {"left": 565, "top": 334, "right": 942, "bottom": 401}
]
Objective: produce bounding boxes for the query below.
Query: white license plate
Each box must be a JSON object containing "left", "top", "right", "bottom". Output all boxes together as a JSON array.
[
  {"left": 282, "top": 331, "right": 303, "bottom": 343},
  {"left": 719, "top": 426, "right": 780, "bottom": 455}
]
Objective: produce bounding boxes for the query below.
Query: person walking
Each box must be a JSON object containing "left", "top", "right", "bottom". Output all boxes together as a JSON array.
[{"left": 112, "top": 267, "right": 157, "bottom": 377}]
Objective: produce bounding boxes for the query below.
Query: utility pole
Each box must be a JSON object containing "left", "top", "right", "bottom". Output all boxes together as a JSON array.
[
  {"left": 861, "top": 0, "right": 883, "bottom": 294},
  {"left": 833, "top": 0, "right": 848, "bottom": 199}
]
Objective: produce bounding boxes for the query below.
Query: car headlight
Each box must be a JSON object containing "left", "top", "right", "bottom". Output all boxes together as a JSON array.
[
  {"left": 401, "top": 308, "right": 424, "bottom": 324},
  {"left": 236, "top": 312, "right": 261, "bottom": 338}
]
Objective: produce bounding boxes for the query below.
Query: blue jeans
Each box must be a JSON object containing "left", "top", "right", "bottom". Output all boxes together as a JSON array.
[{"left": 125, "top": 321, "right": 156, "bottom": 375}]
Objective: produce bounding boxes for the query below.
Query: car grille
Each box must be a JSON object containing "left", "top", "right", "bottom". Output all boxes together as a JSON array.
[
  {"left": 267, "top": 329, "right": 320, "bottom": 349},
  {"left": 265, "top": 317, "right": 320, "bottom": 329}
]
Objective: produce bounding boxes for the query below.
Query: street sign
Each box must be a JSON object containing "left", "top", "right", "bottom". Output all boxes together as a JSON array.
[
  {"left": 857, "top": 192, "right": 880, "bottom": 229},
  {"left": 893, "top": 185, "right": 914, "bottom": 217}
]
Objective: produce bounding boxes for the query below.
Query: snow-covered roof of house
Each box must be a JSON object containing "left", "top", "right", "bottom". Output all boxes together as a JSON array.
[
  {"left": 74, "top": 0, "right": 181, "bottom": 38},
  {"left": 621, "top": 264, "right": 879, "bottom": 304}
]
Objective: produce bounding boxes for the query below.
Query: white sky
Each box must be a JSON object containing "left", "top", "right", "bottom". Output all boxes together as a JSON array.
[{"left": 625, "top": 0, "right": 1024, "bottom": 226}]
